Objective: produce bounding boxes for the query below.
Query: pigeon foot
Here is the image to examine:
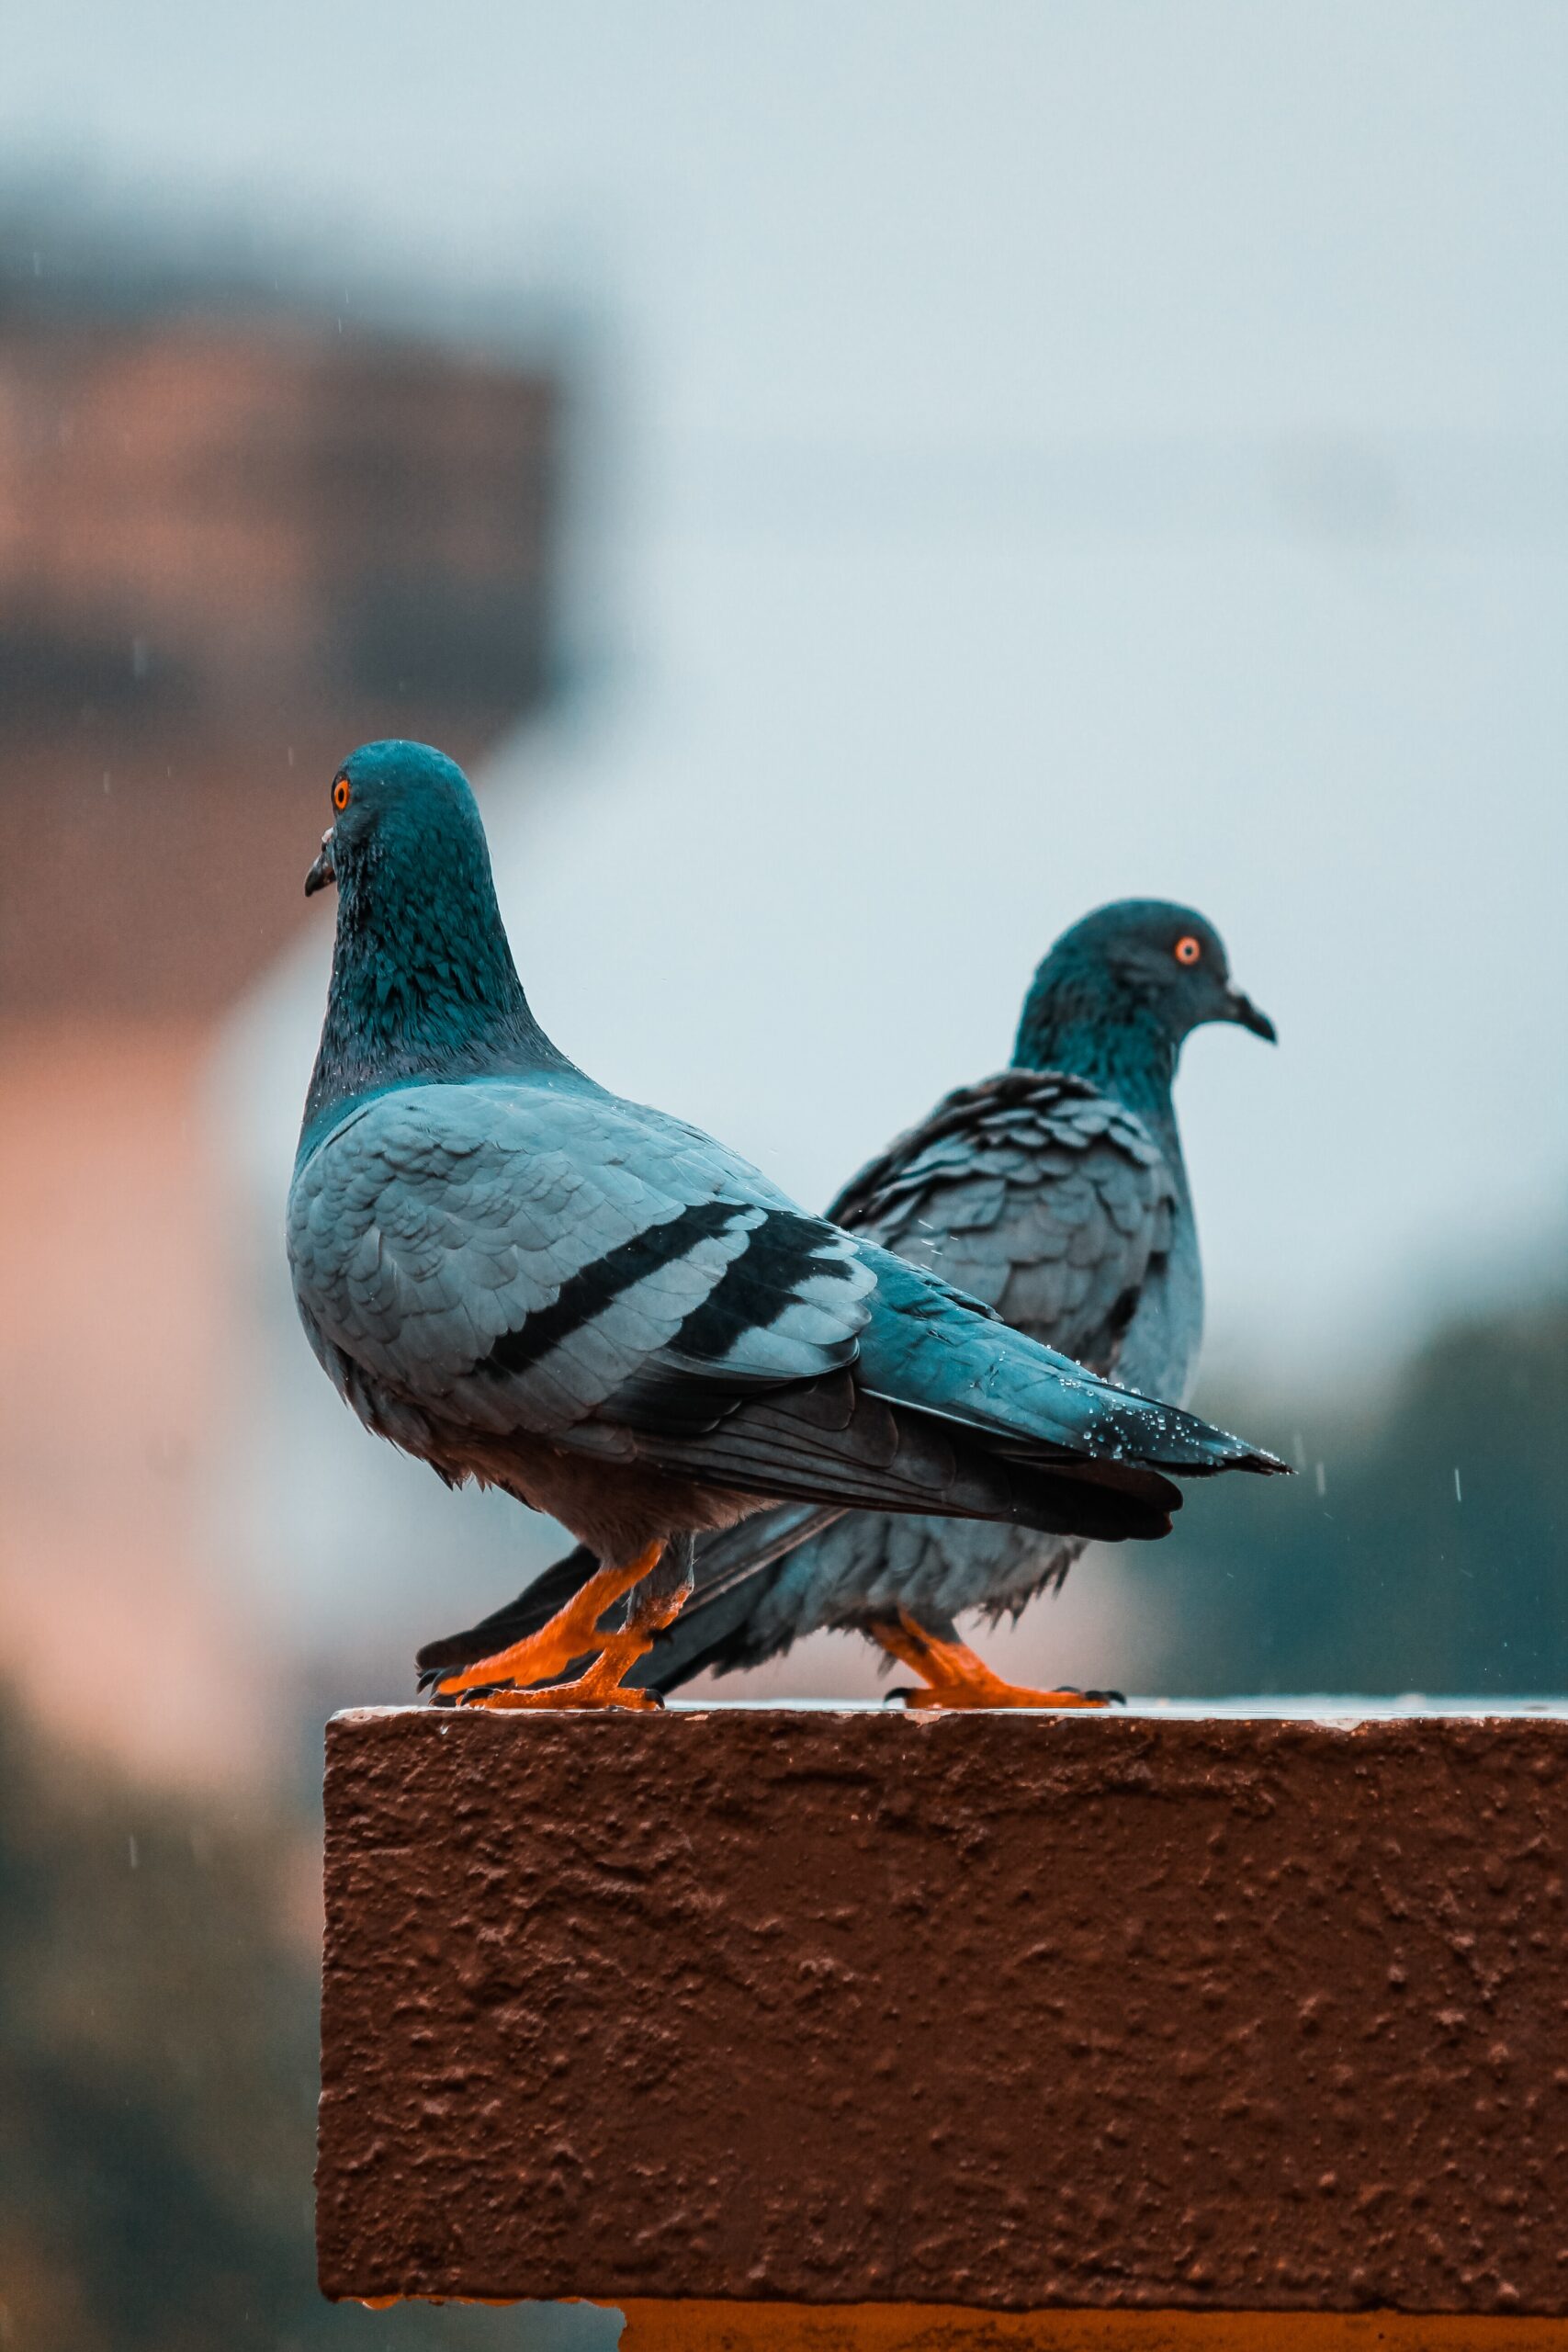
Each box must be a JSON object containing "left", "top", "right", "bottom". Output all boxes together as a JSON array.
[
  {"left": 464, "top": 1589, "right": 689, "bottom": 1710},
  {"left": 871, "top": 1609, "right": 1122, "bottom": 1710},
  {"left": 436, "top": 1541, "right": 665, "bottom": 1702},
  {"left": 466, "top": 1634, "right": 666, "bottom": 1712}
]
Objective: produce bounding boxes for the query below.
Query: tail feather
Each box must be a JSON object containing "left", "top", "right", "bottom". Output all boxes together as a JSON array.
[
  {"left": 852, "top": 1243, "right": 1282, "bottom": 1477},
  {"left": 640, "top": 1370, "right": 1190, "bottom": 1541}
]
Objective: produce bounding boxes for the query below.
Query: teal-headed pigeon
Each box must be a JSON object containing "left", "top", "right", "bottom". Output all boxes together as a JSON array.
[{"left": 290, "top": 742, "right": 1284, "bottom": 1710}]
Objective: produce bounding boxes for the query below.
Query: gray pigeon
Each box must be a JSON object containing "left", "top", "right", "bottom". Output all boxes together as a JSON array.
[
  {"left": 290, "top": 741, "right": 1283, "bottom": 1711},
  {"left": 418, "top": 900, "right": 1275, "bottom": 1707}
]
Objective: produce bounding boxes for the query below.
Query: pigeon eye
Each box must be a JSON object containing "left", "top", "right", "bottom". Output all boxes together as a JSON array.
[
  {"left": 1174, "top": 935, "right": 1201, "bottom": 966},
  {"left": 333, "top": 775, "right": 352, "bottom": 813}
]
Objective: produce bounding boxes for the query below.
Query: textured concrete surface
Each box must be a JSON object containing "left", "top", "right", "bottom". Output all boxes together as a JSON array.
[{"left": 319, "top": 1707, "right": 1568, "bottom": 2312}]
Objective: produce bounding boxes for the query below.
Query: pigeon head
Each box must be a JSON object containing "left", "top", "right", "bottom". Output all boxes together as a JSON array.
[
  {"left": 304, "top": 737, "right": 487, "bottom": 902},
  {"left": 1013, "top": 898, "right": 1274, "bottom": 1120},
  {"left": 299, "top": 741, "right": 564, "bottom": 1149},
  {"left": 1038, "top": 900, "right": 1274, "bottom": 1046}
]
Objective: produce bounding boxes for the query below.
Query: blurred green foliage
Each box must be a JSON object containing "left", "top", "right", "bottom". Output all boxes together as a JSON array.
[
  {"left": 0, "top": 1696, "right": 614, "bottom": 2352},
  {"left": 1152, "top": 1283, "right": 1568, "bottom": 1695}
]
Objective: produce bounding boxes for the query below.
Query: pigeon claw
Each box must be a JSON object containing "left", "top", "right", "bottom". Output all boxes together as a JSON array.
[{"left": 871, "top": 1610, "right": 1122, "bottom": 1711}]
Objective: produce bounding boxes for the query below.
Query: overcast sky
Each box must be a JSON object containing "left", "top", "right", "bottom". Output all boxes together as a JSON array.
[{"left": 10, "top": 4, "right": 1567, "bottom": 1642}]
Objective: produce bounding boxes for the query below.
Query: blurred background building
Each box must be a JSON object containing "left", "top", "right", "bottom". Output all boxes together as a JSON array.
[
  {"left": 0, "top": 4, "right": 1565, "bottom": 2346},
  {"left": 0, "top": 217, "right": 562, "bottom": 1785}
]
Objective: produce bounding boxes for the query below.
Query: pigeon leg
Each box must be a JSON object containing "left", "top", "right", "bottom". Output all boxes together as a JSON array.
[
  {"left": 456, "top": 1537, "right": 697, "bottom": 1712},
  {"left": 869, "top": 1607, "right": 1121, "bottom": 1710},
  {"left": 435, "top": 1542, "right": 664, "bottom": 1702}
]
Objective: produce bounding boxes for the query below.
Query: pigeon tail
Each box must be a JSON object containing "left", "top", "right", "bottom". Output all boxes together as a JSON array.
[{"left": 849, "top": 1242, "right": 1283, "bottom": 1479}]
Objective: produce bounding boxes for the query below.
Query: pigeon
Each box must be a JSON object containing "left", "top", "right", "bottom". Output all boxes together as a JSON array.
[
  {"left": 289, "top": 741, "right": 1284, "bottom": 1711},
  {"left": 417, "top": 900, "right": 1277, "bottom": 1708}
]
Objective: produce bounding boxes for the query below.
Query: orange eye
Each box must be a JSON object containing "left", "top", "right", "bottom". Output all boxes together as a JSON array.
[
  {"left": 1174, "top": 934, "right": 1201, "bottom": 966},
  {"left": 333, "top": 775, "right": 352, "bottom": 813}
]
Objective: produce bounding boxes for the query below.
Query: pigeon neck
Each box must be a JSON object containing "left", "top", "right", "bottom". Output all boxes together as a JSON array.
[
  {"left": 301, "top": 849, "right": 568, "bottom": 1147},
  {"left": 1012, "top": 979, "right": 1183, "bottom": 1160}
]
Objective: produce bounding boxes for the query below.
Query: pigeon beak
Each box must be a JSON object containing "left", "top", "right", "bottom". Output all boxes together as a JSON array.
[
  {"left": 1225, "top": 987, "right": 1277, "bottom": 1044},
  {"left": 304, "top": 830, "right": 337, "bottom": 898}
]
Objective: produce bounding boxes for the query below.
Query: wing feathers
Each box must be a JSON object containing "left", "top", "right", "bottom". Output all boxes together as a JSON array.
[{"left": 291, "top": 1071, "right": 1278, "bottom": 1574}]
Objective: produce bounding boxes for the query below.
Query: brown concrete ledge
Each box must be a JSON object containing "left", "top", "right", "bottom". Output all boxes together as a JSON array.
[{"left": 318, "top": 1707, "right": 1568, "bottom": 2317}]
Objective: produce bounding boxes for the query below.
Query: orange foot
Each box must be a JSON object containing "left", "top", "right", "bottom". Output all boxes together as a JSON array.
[
  {"left": 869, "top": 1609, "right": 1122, "bottom": 1710},
  {"left": 467, "top": 1634, "right": 665, "bottom": 1712},
  {"left": 443, "top": 1539, "right": 695, "bottom": 1712}
]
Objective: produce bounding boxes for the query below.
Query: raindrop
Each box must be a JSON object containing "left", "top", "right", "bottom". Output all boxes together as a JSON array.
[
  {"left": 1314, "top": 1462, "right": 1327, "bottom": 1498},
  {"left": 131, "top": 638, "right": 149, "bottom": 679},
  {"left": 127, "top": 1836, "right": 140, "bottom": 1870},
  {"left": 1454, "top": 1467, "right": 1462, "bottom": 1504}
]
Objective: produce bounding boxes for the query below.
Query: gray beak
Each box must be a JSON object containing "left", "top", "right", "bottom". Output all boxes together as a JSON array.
[
  {"left": 304, "top": 829, "right": 336, "bottom": 898},
  {"left": 1225, "top": 987, "right": 1277, "bottom": 1044}
]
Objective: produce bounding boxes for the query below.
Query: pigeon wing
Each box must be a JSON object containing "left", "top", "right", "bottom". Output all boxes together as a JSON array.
[
  {"left": 287, "top": 1077, "right": 877, "bottom": 1446},
  {"left": 826, "top": 1069, "right": 1177, "bottom": 1376}
]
